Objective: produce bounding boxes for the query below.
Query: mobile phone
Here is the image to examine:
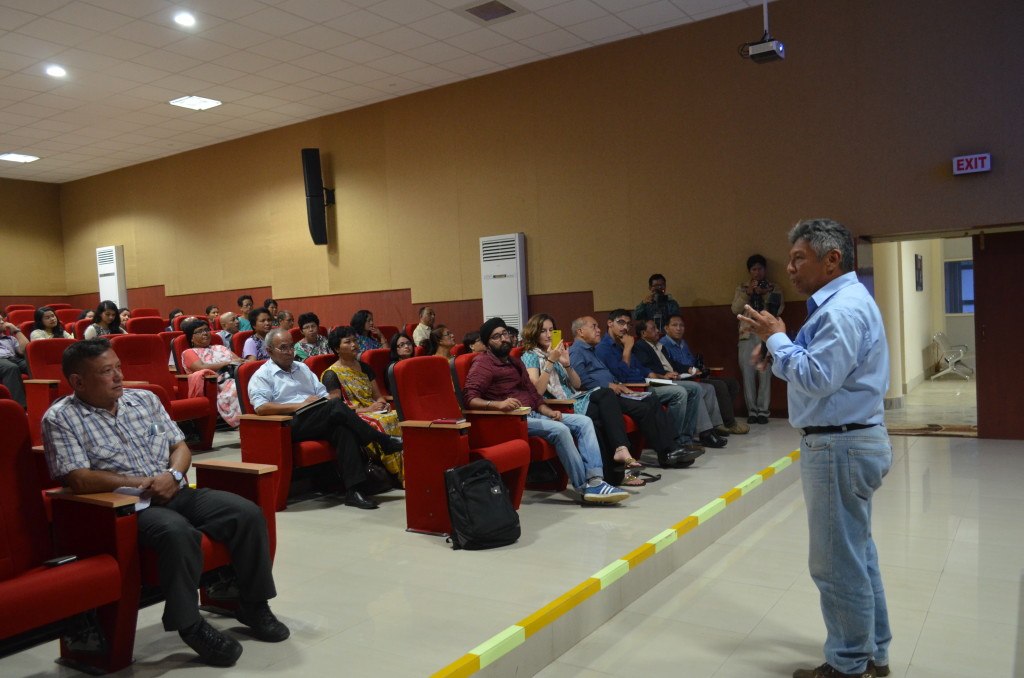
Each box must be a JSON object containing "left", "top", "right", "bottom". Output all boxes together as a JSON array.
[
  {"left": 44, "top": 555, "right": 78, "bottom": 567},
  {"left": 550, "top": 330, "right": 562, "bottom": 349}
]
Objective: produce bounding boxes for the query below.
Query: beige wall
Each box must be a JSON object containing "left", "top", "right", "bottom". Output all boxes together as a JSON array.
[
  {"left": 0, "top": 179, "right": 63, "bottom": 296},
  {"left": 8, "top": 0, "right": 1024, "bottom": 308},
  {"left": 899, "top": 239, "right": 945, "bottom": 390}
]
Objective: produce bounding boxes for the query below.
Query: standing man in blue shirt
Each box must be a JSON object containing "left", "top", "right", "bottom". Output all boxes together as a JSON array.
[{"left": 740, "top": 219, "right": 892, "bottom": 678}]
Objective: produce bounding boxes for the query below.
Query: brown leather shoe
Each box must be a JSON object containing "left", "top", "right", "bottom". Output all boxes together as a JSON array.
[{"left": 792, "top": 662, "right": 875, "bottom": 678}]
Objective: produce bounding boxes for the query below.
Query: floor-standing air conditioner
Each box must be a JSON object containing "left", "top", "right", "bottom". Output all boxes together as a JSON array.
[
  {"left": 96, "top": 245, "right": 127, "bottom": 308},
  {"left": 480, "top": 233, "right": 527, "bottom": 330}
]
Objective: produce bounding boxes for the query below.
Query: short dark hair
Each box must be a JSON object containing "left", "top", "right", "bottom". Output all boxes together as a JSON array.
[
  {"left": 248, "top": 307, "right": 270, "bottom": 326},
  {"left": 168, "top": 308, "right": 183, "bottom": 323},
  {"left": 62, "top": 338, "right": 112, "bottom": 378},
  {"left": 94, "top": 300, "right": 122, "bottom": 331},
  {"left": 635, "top": 319, "right": 654, "bottom": 335},
  {"left": 648, "top": 273, "right": 666, "bottom": 287},
  {"left": 746, "top": 254, "right": 767, "bottom": 271},
  {"left": 607, "top": 309, "right": 632, "bottom": 322},
  {"left": 462, "top": 331, "right": 481, "bottom": 351},
  {"left": 418, "top": 306, "right": 432, "bottom": 318},
  {"left": 182, "top": 317, "right": 209, "bottom": 346},
  {"left": 666, "top": 313, "right": 684, "bottom": 325},
  {"left": 263, "top": 298, "right": 277, "bottom": 308},
  {"left": 350, "top": 309, "right": 373, "bottom": 336},
  {"left": 297, "top": 312, "right": 319, "bottom": 330},
  {"left": 237, "top": 294, "right": 253, "bottom": 306},
  {"left": 327, "top": 325, "right": 357, "bottom": 351},
  {"left": 205, "top": 304, "right": 219, "bottom": 315}
]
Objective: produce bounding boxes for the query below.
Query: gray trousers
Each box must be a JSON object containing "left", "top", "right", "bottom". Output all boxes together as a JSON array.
[{"left": 738, "top": 335, "right": 772, "bottom": 417}]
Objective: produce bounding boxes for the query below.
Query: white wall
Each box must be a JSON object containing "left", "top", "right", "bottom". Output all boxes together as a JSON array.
[
  {"left": 899, "top": 239, "right": 945, "bottom": 390},
  {"left": 873, "top": 241, "right": 904, "bottom": 405},
  {"left": 943, "top": 237, "right": 975, "bottom": 369}
]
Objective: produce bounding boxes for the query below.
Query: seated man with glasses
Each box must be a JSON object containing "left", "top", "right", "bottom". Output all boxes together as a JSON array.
[
  {"left": 247, "top": 329, "right": 403, "bottom": 510},
  {"left": 463, "top": 318, "right": 629, "bottom": 504}
]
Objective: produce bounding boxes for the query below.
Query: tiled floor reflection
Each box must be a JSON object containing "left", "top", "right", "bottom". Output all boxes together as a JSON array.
[
  {"left": 538, "top": 434, "right": 1024, "bottom": 678},
  {"left": 885, "top": 378, "right": 977, "bottom": 428}
]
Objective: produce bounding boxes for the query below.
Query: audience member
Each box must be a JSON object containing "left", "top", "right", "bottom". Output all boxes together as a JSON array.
[
  {"left": 633, "top": 273, "right": 681, "bottom": 332},
  {"left": 242, "top": 307, "right": 273, "bottom": 360},
  {"left": 119, "top": 307, "right": 131, "bottom": 325},
  {"left": 462, "top": 331, "right": 485, "bottom": 353},
  {"left": 350, "top": 309, "right": 384, "bottom": 355},
  {"left": 237, "top": 295, "right": 254, "bottom": 331},
  {"left": 83, "top": 300, "right": 127, "bottom": 339},
  {"left": 321, "top": 327, "right": 403, "bottom": 487},
  {"left": 43, "top": 338, "right": 288, "bottom": 667},
  {"left": 731, "top": 254, "right": 785, "bottom": 424},
  {"left": 205, "top": 305, "right": 220, "bottom": 326},
  {"left": 263, "top": 299, "right": 279, "bottom": 327},
  {"left": 248, "top": 329, "right": 403, "bottom": 510},
  {"left": 294, "top": 312, "right": 329, "bottom": 360},
  {"left": 521, "top": 314, "right": 653, "bottom": 487},
  {"left": 422, "top": 324, "right": 455, "bottom": 358},
  {"left": 181, "top": 318, "right": 244, "bottom": 428},
  {"left": 568, "top": 316, "right": 703, "bottom": 468},
  {"left": 217, "top": 311, "right": 239, "bottom": 345},
  {"left": 0, "top": 311, "right": 30, "bottom": 406},
  {"left": 661, "top": 313, "right": 747, "bottom": 435},
  {"left": 30, "top": 306, "right": 71, "bottom": 341},
  {"left": 464, "top": 317, "right": 628, "bottom": 504},
  {"left": 277, "top": 310, "right": 295, "bottom": 332},
  {"left": 507, "top": 326, "right": 521, "bottom": 348},
  {"left": 77, "top": 309, "right": 95, "bottom": 321},
  {"left": 411, "top": 306, "right": 435, "bottom": 346},
  {"left": 165, "top": 308, "right": 184, "bottom": 332},
  {"left": 388, "top": 333, "right": 414, "bottom": 365},
  {"left": 632, "top": 319, "right": 727, "bottom": 448}
]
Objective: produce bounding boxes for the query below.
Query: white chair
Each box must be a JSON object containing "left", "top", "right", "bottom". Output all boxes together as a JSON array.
[{"left": 930, "top": 332, "right": 974, "bottom": 380}]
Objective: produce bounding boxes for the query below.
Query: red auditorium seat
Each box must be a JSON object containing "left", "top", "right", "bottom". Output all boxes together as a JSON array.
[
  {"left": 4, "top": 304, "right": 34, "bottom": 314},
  {"left": 24, "top": 338, "right": 76, "bottom": 446},
  {"left": 6, "top": 309, "right": 35, "bottom": 325},
  {"left": 236, "top": 360, "right": 337, "bottom": 511},
  {"left": 131, "top": 307, "right": 160, "bottom": 317},
  {"left": 170, "top": 332, "right": 224, "bottom": 375},
  {"left": 232, "top": 330, "right": 253, "bottom": 358},
  {"left": 42, "top": 303, "right": 71, "bottom": 311},
  {"left": 390, "top": 356, "right": 530, "bottom": 534},
  {"left": 377, "top": 325, "right": 399, "bottom": 341},
  {"left": 124, "top": 316, "right": 165, "bottom": 334},
  {"left": 55, "top": 309, "right": 82, "bottom": 324}
]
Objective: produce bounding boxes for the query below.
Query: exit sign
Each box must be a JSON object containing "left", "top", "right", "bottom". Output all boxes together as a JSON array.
[{"left": 953, "top": 153, "right": 991, "bottom": 175}]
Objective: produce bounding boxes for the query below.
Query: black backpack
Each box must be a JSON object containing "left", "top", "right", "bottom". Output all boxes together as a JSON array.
[{"left": 444, "top": 459, "right": 521, "bottom": 550}]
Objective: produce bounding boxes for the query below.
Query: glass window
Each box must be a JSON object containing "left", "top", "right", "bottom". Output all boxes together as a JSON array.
[{"left": 944, "top": 260, "right": 974, "bottom": 313}]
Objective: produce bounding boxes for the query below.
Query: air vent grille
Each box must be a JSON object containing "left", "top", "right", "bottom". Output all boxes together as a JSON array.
[
  {"left": 481, "top": 238, "right": 518, "bottom": 262},
  {"left": 460, "top": 0, "right": 525, "bottom": 26}
]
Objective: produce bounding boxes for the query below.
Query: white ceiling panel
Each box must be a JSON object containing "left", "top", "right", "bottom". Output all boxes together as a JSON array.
[{"left": 0, "top": 0, "right": 772, "bottom": 182}]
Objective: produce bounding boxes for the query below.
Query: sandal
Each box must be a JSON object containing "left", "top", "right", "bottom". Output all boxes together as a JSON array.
[
  {"left": 620, "top": 474, "right": 646, "bottom": 487},
  {"left": 613, "top": 456, "right": 647, "bottom": 473}
]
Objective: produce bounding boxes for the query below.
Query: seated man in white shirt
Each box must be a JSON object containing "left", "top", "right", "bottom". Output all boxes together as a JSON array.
[
  {"left": 412, "top": 306, "right": 435, "bottom": 348},
  {"left": 246, "top": 329, "right": 402, "bottom": 510}
]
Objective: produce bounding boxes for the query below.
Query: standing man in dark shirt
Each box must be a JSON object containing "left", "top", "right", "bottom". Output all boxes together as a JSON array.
[
  {"left": 568, "top": 316, "right": 703, "bottom": 469},
  {"left": 634, "top": 273, "right": 681, "bottom": 333},
  {"left": 741, "top": 219, "right": 892, "bottom": 678},
  {"left": 464, "top": 318, "right": 628, "bottom": 504}
]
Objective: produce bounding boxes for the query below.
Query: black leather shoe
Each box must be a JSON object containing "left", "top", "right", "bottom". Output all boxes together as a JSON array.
[
  {"left": 699, "top": 430, "right": 728, "bottom": 448},
  {"left": 179, "top": 618, "right": 242, "bottom": 667},
  {"left": 344, "top": 490, "right": 379, "bottom": 510},
  {"left": 380, "top": 436, "right": 403, "bottom": 454},
  {"left": 757, "top": 415, "right": 769, "bottom": 424},
  {"left": 666, "top": 448, "right": 704, "bottom": 467},
  {"left": 747, "top": 415, "right": 758, "bottom": 424},
  {"left": 236, "top": 602, "right": 290, "bottom": 642}
]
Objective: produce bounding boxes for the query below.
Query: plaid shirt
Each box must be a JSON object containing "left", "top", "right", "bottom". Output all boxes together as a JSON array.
[{"left": 43, "top": 388, "right": 185, "bottom": 482}]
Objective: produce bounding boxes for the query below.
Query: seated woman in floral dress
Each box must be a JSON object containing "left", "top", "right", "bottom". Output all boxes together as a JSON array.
[
  {"left": 180, "top": 318, "right": 245, "bottom": 428},
  {"left": 350, "top": 309, "right": 385, "bottom": 356},
  {"left": 294, "top": 312, "right": 330, "bottom": 361},
  {"left": 242, "top": 307, "right": 273, "bottom": 360},
  {"left": 321, "top": 326, "right": 404, "bottom": 488}
]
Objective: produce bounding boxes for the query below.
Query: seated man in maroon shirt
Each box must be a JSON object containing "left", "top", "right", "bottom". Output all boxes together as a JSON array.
[{"left": 463, "top": 318, "right": 629, "bottom": 504}]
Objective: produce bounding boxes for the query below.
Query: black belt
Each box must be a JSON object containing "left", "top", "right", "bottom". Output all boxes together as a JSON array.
[{"left": 798, "top": 423, "right": 875, "bottom": 436}]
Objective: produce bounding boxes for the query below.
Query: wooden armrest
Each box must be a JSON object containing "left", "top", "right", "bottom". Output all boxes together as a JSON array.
[
  {"left": 33, "top": 444, "right": 44, "bottom": 453},
  {"left": 24, "top": 378, "right": 59, "bottom": 385},
  {"left": 622, "top": 383, "right": 647, "bottom": 388},
  {"left": 123, "top": 380, "right": 148, "bottom": 386},
  {"left": 47, "top": 488, "right": 139, "bottom": 509},
  {"left": 544, "top": 399, "right": 575, "bottom": 405},
  {"left": 707, "top": 366, "right": 725, "bottom": 372},
  {"left": 238, "top": 413, "right": 293, "bottom": 422},
  {"left": 400, "top": 420, "right": 472, "bottom": 430},
  {"left": 464, "top": 408, "right": 531, "bottom": 416},
  {"left": 193, "top": 459, "right": 277, "bottom": 474}
]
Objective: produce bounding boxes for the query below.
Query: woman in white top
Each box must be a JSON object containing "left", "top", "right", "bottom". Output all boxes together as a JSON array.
[
  {"left": 30, "top": 306, "right": 71, "bottom": 341},
  {"left": 83, "top": 300, "right": 127, "bottom": 340}
]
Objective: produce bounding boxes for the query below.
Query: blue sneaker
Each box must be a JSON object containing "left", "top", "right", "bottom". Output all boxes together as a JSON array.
[{"left": 581, "top": 481, "right": 629, "bottom": 504}]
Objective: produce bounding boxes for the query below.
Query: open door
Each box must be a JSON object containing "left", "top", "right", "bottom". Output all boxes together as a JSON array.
[{"left": 973, "top": 230, "right": 1024, "bottom": 439}]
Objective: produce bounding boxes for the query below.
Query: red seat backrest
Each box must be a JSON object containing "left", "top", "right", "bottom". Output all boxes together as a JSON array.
[
  {"left": 510, "top": 346, "right": 524, "bottom": 359},
  {"left": 108, "top": 334, "right": 176, "bottom": 394},
  {"left": 172, "top": 333, "right": 224, "bottom": 373},
  {"left": 26, "top": 338, "right": 75, "bottom": 384},
  {"left": 0, "top": 385, "right": 11, "bottom": 399},
  {"left": 361, "top": 348, "right": 392, "bottom": 396},
  {"left": 413, "top": 346, "right": 427, "bottom": 357},
  {"left": 451, "top": 351, "right": 482, "bottom": 399},
  {"left": 390, "top": 356, "right": 464, "bottom": 421},
  {"left": 125, "top": 316, "right": 165, "bottom": 334},
  {"left": 404, "top": 323, "right": 418, "bottom": 339},
  {"left": 236, "top": 360, "right": 266, "bottom": 414},
  {"left": 55, "top": 309, "right": 82, "bottom": 324},
  {"left": 304, "top": 354, "right": 335, "bottom": 382},
  {"left": 289, "top": 327, "right": 302, "bottom": 343},
  {"left": 0, "top": 400, "right": 52, "bottom": 580},
  {"left": 173, "top": 315, "right": 200, "bottom": 332},
  {"left": 19, "top": 320, "right": 33, "bottom": 336},
  {"left": 43, "top": 303, "right": 71, "bottom": 311},
  {"left": 451, "top": 344, "right": 468, "bottom": 357},
  {"left": 377, "top": 325, "right": 399, "bottom": 341},
  {"left": 132, "top": 307, "right": 160, "bottom": 318},
  {"left": 4, "top": 304, "right": 34, "bottom": 315},
  {"left": 73, "top": 318, "right": 93, "bottom": 339},
  {"left": 6, "top": 309, "right": 34, "bottom": 325},
  {"left": 233, "top": 330, "right": 253, "bottom": 357}
]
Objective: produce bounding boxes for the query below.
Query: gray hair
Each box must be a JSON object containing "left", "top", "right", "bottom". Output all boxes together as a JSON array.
[
  {"left": 788, "top": 218, "right": 855, "bottom": 272},
  {"left": 265, "top": 328, "right": 291, "bottom": 350},
  {"left": 570, "top": 317, "right": 589, "bottom": 335}
]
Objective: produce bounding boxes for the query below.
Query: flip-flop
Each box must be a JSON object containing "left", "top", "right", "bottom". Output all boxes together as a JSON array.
[
  {"left": 613, "top": 456, "right": 647, "bottom": 473},
  {"left": 620, "top": 474, "right": 646, "bottom": 487},
  {"left": 636, "top": 471, "right": 661, "bottom": 483}
]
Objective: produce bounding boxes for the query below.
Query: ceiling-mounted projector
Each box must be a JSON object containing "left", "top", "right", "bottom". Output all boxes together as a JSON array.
[{"left": 748, "top": 37, "right": 785, "bottom": 63}]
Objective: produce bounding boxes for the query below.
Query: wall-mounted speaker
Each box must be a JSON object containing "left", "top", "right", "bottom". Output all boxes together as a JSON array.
[{"left": 301, "top": 148, "right": 334, "bottom": 246}]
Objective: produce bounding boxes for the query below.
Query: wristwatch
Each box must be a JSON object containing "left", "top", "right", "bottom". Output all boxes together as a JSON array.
[{"left": 167, "top": 468, "right": 184, "bottom": 483}]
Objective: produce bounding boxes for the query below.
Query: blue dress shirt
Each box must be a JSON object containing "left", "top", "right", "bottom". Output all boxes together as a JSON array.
[
  {"left": 659, "top": 335, "right": 696, "bottom": 370},
  {"left": 568, "top": 341, "right": 619, "bottom": 389},
  {"left": 595, "top": 333, "right": 651, "bottom": 383},
  {"left": 766, "top": 272, "right": 889, "bottom": 429}
]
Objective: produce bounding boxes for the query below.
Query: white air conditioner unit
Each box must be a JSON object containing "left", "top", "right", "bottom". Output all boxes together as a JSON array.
[
  {"left": 480, "top": 233, "right": 528, "bottom": 330},
  {"left": 96, "top": 245, "right": 127, "bottom": 308}
]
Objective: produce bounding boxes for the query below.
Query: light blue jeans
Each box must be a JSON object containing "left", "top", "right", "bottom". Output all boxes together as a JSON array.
[
  {"left": 800, "top": 425, "right": 892, "bottom": 674},
  {"left": 527, "top": 412, "right": 603, "bottom": 492}
]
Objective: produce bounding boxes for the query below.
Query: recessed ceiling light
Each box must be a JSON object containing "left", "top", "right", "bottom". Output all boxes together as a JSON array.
[
  {"left": 174, "top": 12, "right": 196, "bottom": 27},
  {"left": 0, "top": 153, "right": 40, "bottom": 163},
  {"left": 45, "top": 65, "right": 66, "bottom": 77},
  {"left": 168, "top": 95, "right": 221, "bottom": 111}
]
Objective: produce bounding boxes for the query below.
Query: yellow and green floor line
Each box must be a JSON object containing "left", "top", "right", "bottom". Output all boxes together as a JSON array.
[{"left": 430, "top": 449, "right": 801, "bottom": 678}]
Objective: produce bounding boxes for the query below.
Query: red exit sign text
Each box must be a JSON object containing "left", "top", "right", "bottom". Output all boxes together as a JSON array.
[{"left": 952, "top": 153, "right": 991, "bottom": 175}]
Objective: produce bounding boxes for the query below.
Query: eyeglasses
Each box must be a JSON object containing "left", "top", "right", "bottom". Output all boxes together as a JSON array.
[
  {"left": 272, "top": 344, "right": 295, "bottom": 353},
  {"left": 612, "top": 318, "right": 630, "bottom": 326},
  {"left": 194, "top": 327, "right": 210, "bottom": 334},
  {"left": 396, "top": 342, "right": 413, "bottom": 349},
  {"left": 489, "top": 330, "right": 511, "bottom": 341},
  {"left": 443, "top": 331, "right": 454, "bottom": 338}
]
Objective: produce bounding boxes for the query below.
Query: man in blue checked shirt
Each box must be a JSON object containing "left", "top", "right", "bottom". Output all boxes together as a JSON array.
[
  {"left": 43, "top": 338, "right": 288, "bottom": 668},
  {"left": 740, "top": 219, "right": 892, "bottom": 678}
]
